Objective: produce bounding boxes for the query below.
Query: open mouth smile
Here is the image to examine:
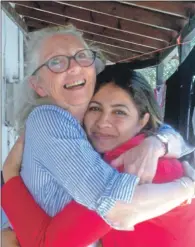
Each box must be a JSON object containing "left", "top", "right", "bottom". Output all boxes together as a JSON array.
[{"left": 64, "top": 80, "right": 86, "bottom": 89}]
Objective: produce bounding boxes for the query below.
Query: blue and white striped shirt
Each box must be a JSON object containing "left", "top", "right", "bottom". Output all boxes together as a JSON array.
[{"left": 21, "top": 105, "right": 139, "bottom": 218}]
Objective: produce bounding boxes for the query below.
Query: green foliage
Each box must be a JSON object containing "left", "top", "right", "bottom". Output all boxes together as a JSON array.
[{"left": 136, "top": 67, "right": 156, "bottom": 89}]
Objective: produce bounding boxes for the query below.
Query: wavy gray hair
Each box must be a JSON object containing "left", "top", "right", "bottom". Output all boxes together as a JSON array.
[{"left": 15, "top": 24, "right": 105, "bottom": 134}]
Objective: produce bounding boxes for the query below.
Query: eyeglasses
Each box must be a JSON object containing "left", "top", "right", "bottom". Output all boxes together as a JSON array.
[{"left": 32, "top": 49, "right": 97, "bottom": 76}]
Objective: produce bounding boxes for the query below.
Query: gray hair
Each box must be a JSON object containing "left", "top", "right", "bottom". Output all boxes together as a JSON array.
[{"left": 15, "top": 24, "right": 105, "bottom": 134}]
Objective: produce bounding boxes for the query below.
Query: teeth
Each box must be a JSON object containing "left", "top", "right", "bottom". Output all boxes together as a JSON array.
[{"left": 65, "top": 80, "right": 85, "bottom": 89}]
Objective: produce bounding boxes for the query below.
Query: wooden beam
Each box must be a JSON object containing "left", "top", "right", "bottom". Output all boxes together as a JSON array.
[
  {"left": 58, "top": 1, "right": 186, "bottom": 31},
  {"left": 27, "top": 26, "right": 122, "bottom": 60},
  {"left": 21, "top": 19, "right": 142, "bottom": 63},
  {"left": 26, "top": 27, "right": 125, "bottom": 63},
  {"left": 56, "top": 1, "right": 177, "bottom": 41},
  {"left": 13, "top": 1, "right": 189, "bottom": 30},
  {"left": 1, "top": 2, "right": 28, "bottom": 34},
  {"left": 111, "top": 1, "right": 188, "bottom": 31},
  {"left": 24, "top": 18, "right": 48, "bottom": 30},
  {"left": 123, "top": 2, "right": 195, "bottom": 18},
  {"left": 86, "top": 42, "right": 135, "bottom": 62},
  {"left": 23, "top": 17, "right": 143, "bottom": 55},
  {"left": 24, "top": 16, "right": 157, "bottom": 51},
  {"left": 26, "top": 16, "right": 146, "bottom": 56},
  {"left": 84, "top": 37, "right": 143, "bottom": 54},
  {"left": 13, "top": 1, "right": 170, "bottom": 44},
  {"left": 25, "top": 17, "right": 156, "bottom": 55},
  {"left": 14, "top": 4, "right": 166, "bottom": 49}
]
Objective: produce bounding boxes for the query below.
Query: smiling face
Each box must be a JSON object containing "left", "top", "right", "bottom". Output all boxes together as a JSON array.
[
  {"left": 84, "top": 82, "right": 149, "bottom": 153},
  {"left": 30, "top": 34, "right": 96, "bottom": 112}
]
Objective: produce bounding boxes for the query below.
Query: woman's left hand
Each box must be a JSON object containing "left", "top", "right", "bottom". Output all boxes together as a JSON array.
[
  {"left": 3, "top": 134, "right": 24, "bottom": 183},
  {"left": 111, "top": 137, "right": 164, "bottom": 184}
]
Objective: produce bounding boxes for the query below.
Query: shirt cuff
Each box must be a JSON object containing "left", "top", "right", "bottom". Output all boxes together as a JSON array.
[{"left": 96, "top": 173, "right": 139, "bottom": 217}]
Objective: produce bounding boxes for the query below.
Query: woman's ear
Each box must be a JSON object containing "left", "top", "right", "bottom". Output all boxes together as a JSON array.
[
  {"left": 28, "top": 76, "right": 47, "bottom": 97},
  {"left": 140, "top": 113, "right": 150, "bottom": 129}
]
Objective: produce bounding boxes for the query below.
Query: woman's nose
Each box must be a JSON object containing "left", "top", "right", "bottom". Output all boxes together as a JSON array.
[
  {"left": 96, "top": 114, "right": 112, "bottom": 128},
  {"left": 67, "top": 58, "right": 81, "bottom": 74}
]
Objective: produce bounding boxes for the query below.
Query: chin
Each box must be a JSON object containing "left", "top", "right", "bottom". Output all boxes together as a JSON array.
[{"left": 94, "top": 145, "right": 111, "bottom": 154}]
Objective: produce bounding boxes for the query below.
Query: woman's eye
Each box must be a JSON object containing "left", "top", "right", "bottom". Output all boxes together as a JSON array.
[
  {"left": 49, "top": 57, "right": 66, "bottom": 69},
  {"left": 50, "top": 59, "right": 62, "bottom": 68},
  {"left": 88, "top": 106, "right": 100, "bottom": 112},
  {"left": 77, "top": 52, "right": 87, "bottom": 59},
  {"left": 114, "top": 110, "right": 127, "bottom": 116}
]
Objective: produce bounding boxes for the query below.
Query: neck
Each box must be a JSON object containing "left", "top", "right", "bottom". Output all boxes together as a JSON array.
[
  {"left": 68, "top": 104, "right": 88, "bottom": 122},
  {"left": 44, "top": 97, "right": 88, "bottom": 123}
]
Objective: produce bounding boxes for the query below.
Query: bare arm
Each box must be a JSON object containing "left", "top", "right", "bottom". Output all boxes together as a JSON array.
[{"left": 106, "top": 177, "right": 194, "bottom": 229}]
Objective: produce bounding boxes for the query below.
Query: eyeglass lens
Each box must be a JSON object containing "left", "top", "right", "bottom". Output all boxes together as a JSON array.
[{"left": 48, "top": 49, "right": 95, "bottom": 73}]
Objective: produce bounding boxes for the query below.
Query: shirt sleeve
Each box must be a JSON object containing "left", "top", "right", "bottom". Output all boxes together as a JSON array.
[
  {"left": 158, "top": 124, "right": 178, "bottom": 134},
  {"left": 1, "top": 176, "right": 111, "bottom": 247},
  {"left": 26, "top": 105, "right": 139, "bottom": 218}
]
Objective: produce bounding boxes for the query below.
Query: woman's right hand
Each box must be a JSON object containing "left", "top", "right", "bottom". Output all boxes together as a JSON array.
[
  {"left": 2, "top": 228, "right": 20, "bottom": 247},
  {"left": 3, "top": 135, "right": 24, "bottom": 183}
]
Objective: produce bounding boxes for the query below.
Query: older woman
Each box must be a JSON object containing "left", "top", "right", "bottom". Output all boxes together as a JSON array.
[{"left": 1, "top": 25, "right": 194, "bottom": 246}]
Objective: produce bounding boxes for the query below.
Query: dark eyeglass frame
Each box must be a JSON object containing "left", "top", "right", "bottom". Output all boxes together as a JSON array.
[{"left": 31, "top": 49, "right": 97, "bottom": 76}]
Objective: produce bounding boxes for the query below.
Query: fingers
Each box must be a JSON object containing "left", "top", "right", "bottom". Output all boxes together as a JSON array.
[
  {"left": 138, "top": 169, "right": 155, "bottom": 184},
  {"left": 139, "top": 177, "right": 151, "bottom": 185},
  {"left": 110, "top": 154, "right": 124, "bottom": 168}
]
